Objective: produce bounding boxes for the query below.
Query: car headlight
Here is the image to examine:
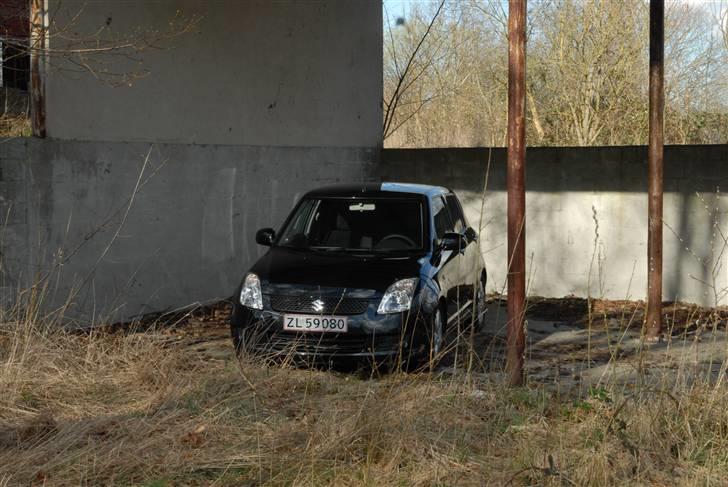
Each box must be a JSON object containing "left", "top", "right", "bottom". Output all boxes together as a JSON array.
[
  {"left": 377, "top": 278, "right": 418, "bottom": 314},
  {"left": 239, "top": 273, "right": 263, "bottom": 310}
]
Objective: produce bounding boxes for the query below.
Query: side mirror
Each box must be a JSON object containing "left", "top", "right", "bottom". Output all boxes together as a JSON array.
[
  {"left": 439, "top": 232, "right": 467, "bottom": 253},
  {"left": 464, "top": 226, "right": 478, "bottom": 243},
  {"left": 255, "top": 228, "right": 275, "bottom": 246}
]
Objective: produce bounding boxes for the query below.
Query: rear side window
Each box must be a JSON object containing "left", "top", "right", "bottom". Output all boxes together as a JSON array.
[
  {"left": 431, "top": 196, "right": 453, "bottom": 240},
  {"left": 445, "top": 194, "right": 466, "bottom": 233}
]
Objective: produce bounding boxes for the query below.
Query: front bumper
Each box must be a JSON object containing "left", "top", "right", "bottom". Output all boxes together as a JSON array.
[{"left": 230, "top": 303, "right": 430, "bottom": 360}]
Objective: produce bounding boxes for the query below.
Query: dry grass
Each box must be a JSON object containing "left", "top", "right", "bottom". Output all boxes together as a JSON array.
[
  {"left": 2, "top": 306, "right": 728, "bottom": 486},
  {"left": 0, "top": 114, "right": 30, "bottom": 138}
]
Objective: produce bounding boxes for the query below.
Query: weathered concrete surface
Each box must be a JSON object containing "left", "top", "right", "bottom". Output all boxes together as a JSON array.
[
  {"left": 472, "top": 300, "right": 728, "bottom": 391},
  {"left": 2, "top": 142, "right": 727, "bottom": 323},
  {"left": 45, "top": 0, "right": 382, "bottom": 148},
  {"left": 0, "top": 139, "right": 29, "bottom": 309},
  {"left": 380, "top": 145, "right": 728, "bottom": 306},
  {"left": 1, "top": 138, "right": 377, "bottom": 323}
]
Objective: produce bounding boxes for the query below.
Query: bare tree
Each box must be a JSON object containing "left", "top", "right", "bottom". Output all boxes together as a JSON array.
[
  {"left": 0, "top": 1, "right": 199, "bottom": 136},
  {"left": 383, "top": 0, "right": 448, "bottom": 141},
  {"left": 36, "top": 4, "right": 199, "bottom": 87},
  {"left": 383, "top": 0, "right": 727, "bottom": 148},
  {"left": 530, "top": 0, "right": 648, "bottom": 146}
]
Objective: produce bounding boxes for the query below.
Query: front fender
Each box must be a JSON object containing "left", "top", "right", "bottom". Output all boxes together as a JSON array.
[{"left": 410, "top": 276, "right": 440, "bottom": 322}]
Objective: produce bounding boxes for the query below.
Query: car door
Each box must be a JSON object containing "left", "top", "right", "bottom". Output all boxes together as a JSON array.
[
  {"left": 431, "top": 195, "right": 463, "bottom": 317},
  {"left": 444, "top": 193, "right": 477, "bottom": 302}
]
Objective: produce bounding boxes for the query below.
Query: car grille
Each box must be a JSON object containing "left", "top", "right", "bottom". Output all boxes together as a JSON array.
[
  {"left": 269, "top": 295, "right": 370, "bottom": 315},
  {"left": 264, "top": 332, "right": 377, "bottom": 354}
]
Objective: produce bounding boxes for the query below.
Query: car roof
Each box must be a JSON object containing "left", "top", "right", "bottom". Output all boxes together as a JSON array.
[{"left": 303, "top": 182, "right": 451, "bottom": 199}]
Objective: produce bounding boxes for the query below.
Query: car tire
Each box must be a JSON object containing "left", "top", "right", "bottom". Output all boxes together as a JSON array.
[
  {"left": 232, "top": 326, "right": 257, "bottom": 358},
  {"left": 422, "top": 306, "right": 444, "bottom": 371},
  {"left": 231, "top": 327, "right": 244, "bottom": 356}
]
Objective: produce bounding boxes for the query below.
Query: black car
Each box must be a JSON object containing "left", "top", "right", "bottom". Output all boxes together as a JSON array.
[{"left": 230, "top": 182, "right": 487, "bottom": 368}]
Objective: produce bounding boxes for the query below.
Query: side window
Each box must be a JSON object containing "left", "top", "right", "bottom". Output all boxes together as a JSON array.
[
  {"left": 432, "top": 196, "right": 453, "bottom": 240},
  {"left": 445, "top": 194, "right": 466, "bottom": 233}
]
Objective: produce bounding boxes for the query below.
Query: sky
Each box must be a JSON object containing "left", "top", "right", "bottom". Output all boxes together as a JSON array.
[
  {"left": 382, "top": 0, "right": 727, "bottom": 38},
  {"left": 382, "top": 0, "right": 727, "bottom": 21}
]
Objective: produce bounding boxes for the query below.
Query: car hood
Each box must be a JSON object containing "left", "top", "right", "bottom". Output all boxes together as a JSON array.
[{"left": 250, "top": 246, "right": 423, "bottom": 293}]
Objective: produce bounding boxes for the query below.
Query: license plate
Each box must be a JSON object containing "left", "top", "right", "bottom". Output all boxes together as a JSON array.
[{"left": 283, "top": 314, "right": 348, "bottom": 332}]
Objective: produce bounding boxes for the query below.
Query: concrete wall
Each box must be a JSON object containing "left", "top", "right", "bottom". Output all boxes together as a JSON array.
[
  {"left": 0, "top": 139, "right": 28, "bottom": 306},
  {"left": 1, "top": 138, "right": 377, "bottom": 324},
  {"left": 3, "top": 142, "right": 727, "bottom": 323},
  {"left": 45, "top": 0, "right": 382, "bottom": 148},
  {"left": 380, "top": 145, "right": 728, "bottom": 306}
]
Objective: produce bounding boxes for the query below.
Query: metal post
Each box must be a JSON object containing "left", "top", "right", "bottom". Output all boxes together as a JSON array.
[
  {"left": 506, "top": 0, "right": 526, "bottom": 385},
  {"left": 646, "top": 0, "right": 664, "bottom": 339},
  {"left": 30, "top": 0, "right": 46, "bottom": 138}
]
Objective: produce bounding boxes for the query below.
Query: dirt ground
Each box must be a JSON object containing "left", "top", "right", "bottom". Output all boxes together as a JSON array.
[
  {"left": 133, "top": 296, "right": 728, "bottom": 392},
  {"left": 458, "top": 296, "right": 728, "bottom": 390}
]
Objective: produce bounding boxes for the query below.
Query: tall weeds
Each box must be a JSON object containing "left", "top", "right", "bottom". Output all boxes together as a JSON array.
[{"left": 2, "top": 291, "right": 728, "bottom": 486}]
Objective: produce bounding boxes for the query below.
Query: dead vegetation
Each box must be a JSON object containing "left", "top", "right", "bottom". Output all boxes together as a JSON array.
[
  {"left": 1, "top": 300, "right": 728, "bottom": 486},
  {"left": 522, "top": 295, "right": 728, "bottom": 333},
  {"left": 0, "top": 114, "right": 30, "bottom": 138},
  {"left": 384, "top": 0, "right": 728, "bottom": 147},
  {"left": 0, "top": 88, "right": 30, "bottom": 137}
]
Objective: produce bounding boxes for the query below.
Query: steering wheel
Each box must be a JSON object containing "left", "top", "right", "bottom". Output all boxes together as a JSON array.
[{"left": 376, "top": 234, "right": 417, "bottom": 249}]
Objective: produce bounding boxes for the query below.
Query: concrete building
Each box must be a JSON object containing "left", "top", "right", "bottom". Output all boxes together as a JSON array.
[
  {"left": 1, "top": 0, "right": 382, "bottom": 323},
  {"left": 44, "top": 0, "right": 381, "bottom": 148}
]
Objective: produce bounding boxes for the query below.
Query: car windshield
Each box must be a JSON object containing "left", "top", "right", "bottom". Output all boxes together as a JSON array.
[{"left": 277, "top": 197, "right": 425, "bottom": 252}]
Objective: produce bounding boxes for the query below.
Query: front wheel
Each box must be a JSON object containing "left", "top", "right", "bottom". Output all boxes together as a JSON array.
[
  {"left": 231, "top": 327, "right": 245, "bottom": 356},
  {"left": 231, "top": 326, "right": 261, "bottom": 358},
  {"left": 422, "top": 307, "right": 444, "bottom": 371}
]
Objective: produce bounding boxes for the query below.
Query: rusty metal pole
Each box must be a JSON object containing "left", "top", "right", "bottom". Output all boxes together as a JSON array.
[
  {"left": 506, "top": 0, "right": 527, "bottom": 385},
  {"left": 646, "top": 0, "right": 664, "bottom": 339},
  {"left": 30, "top": 0, "right": 46, "bottom": 138}
]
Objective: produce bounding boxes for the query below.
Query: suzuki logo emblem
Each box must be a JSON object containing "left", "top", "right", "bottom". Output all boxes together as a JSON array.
[{"left": 311, "top": 299, "right": 325, "bottom": 313}]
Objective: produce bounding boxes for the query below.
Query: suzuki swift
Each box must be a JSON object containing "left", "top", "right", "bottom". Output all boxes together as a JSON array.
[{"left": 230, "top": 183, "right": 487, "bottom": 368}]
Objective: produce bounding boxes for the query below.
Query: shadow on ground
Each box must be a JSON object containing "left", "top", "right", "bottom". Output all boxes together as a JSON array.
[{"left": 145, "top": 297, "right": 728, "bottom": 394}]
